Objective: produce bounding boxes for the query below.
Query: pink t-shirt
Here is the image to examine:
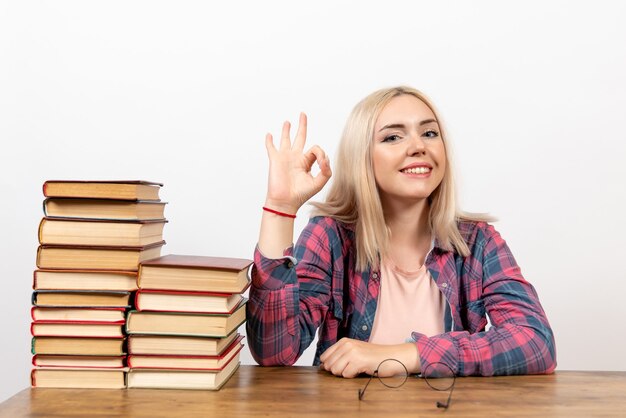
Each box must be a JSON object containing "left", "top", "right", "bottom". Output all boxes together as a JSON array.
[{"left": 368, "top": 258, "right": 445, "bottom": 344}]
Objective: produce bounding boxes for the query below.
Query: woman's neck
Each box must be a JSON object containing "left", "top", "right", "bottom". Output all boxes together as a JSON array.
[{"left": 381, "top": 198, "right": 432, "bottom": 270}]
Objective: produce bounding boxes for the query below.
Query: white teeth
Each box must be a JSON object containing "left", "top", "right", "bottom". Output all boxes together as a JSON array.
[{"left": 402, "top": 167, "right": 430, "bottom": 174}]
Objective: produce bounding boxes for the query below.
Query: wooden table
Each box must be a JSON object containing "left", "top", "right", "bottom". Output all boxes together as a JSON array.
[{"left": 1, "top": 366, "right": 625, "bottom": 417}]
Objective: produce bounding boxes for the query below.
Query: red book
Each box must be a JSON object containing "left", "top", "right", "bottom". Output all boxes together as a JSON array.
[{"left": 32, "top": 355, "right": 126, "bottom": 369}]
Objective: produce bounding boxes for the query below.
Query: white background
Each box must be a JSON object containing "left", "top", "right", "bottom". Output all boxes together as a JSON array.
[{"left": 1, "top": 0, "right": 625, "bottom": 403}]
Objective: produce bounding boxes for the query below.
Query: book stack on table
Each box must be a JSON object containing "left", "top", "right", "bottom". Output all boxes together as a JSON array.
[
  {"left": 125, "top": 255, "right": 251, "bottom": 390},
  {"left": 31, "top": 180, "right": 167, "bottom": 388}
]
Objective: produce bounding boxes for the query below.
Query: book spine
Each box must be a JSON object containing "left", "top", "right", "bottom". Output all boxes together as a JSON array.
[{"left": 31, "top": 337, "right": 36, "bottom": 355}]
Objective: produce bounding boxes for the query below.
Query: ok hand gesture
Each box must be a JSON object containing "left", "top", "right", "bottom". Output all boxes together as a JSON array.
[{"left": 264, "top": 113, "right": 332, "bottom": 215}]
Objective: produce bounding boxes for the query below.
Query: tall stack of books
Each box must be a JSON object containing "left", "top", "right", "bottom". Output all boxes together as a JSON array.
[
  {"left": 31, "top": 180, "right": 167, "bottom": 388},
  {"left": 126, "top": 255, "right": 251, "bottom": 390}
]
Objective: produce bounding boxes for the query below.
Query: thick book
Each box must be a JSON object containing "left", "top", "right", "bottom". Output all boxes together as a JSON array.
[
  {"left": 43, "top": 198, "right": 167, "bottom": 220},
  {"left": 33, "top": 269, "right": 138, "bottom": 291},
  {"left": 38, "top": 217, "right": 167, "bottom": 247},
  {"left": 126, "top": 351, "right": 240, "bottom": 390},
  {"left": 126, "top": 300, "right": 247, "bottom": 337},
  {"left": 128, "top": 331, "right": 240, "bottom": 356},
  {"left": 127, "top": 336, "right": 244, "bottom": 370},
  {"left": 134, "top": 289, "right": 245, "bottom": 314},
  {"left": 138, "top": 254, "right": 252, "bottom": 293},
  {"left": 43, "top": 180, "right": 162, "bottom": 201},
  {"left": 31, "top": 368, "right": 126, "bottom": 389},
  {"left": 36, "top": 241, "right": 165, "bottom": 271},
  {"left": 31, "top": 322, "right": 125, "bottom": 338},
  {"left": 32, "top": 290, "right": 132, "bottom": 308},
  {"left": 31, "top": 307, "right": 126, "bottom": 323},
  {"left": 32, "top": 355, "right": 126, "bottom": 369},
  {"left": 32, "top": 337, "right": 125, "bottom": 356}
]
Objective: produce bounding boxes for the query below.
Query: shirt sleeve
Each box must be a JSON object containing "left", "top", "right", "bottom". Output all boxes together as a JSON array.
[
  {"left": 412, "top": 223, "right": 557, "bottom": 377},
  {"left": 246, "top": 218, "right": 335, "bottom": 366}
]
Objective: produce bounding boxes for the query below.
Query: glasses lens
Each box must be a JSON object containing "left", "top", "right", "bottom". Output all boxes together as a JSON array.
[
  {"left": 424, "top": 362, "right": 455, "bottom": 391},
  {"left": 377, "top": 359, "right": 408, "bottom": 388}
]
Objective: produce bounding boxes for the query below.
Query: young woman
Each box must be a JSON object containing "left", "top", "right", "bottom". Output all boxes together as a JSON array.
[{"left": 246, "top": 86, "right": 556, "bottom": 377}]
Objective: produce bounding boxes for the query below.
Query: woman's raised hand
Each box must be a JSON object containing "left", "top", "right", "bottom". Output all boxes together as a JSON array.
[{"left": 264, "top": 113, "right": 332, "bottom": 215}]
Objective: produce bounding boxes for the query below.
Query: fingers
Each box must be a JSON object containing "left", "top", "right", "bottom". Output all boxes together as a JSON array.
[
  {"left": 304, "top": 146, "right": 332, "bottom": 189},
  {"left": 293, "top": 112, "right": 307, "bottom": 151},
  {"left": 264, "top": 133, "right": 276, "bottom": 155},
  {"left": 320, "top": 339, "right": 362, "bottom": 378},
  {"left": 279, "top": 121, "right": 292, "bottom": 150}
]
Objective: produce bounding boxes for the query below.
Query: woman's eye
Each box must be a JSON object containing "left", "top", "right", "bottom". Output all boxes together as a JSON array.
[
  {"left": 422, "top": 129, "right": 439, "bottom": 138},
  {"left": 382, "top": 134, "right": 401, "bottom": 143}
]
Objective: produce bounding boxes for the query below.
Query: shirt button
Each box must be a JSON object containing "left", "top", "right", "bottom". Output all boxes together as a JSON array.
[
  {"left": 286, "top": 261, "right": 294, "bottom": 268},
  {"left": 441, "top": 283, "right": 448, "bottom": 288},
  {"left": 371, "top": 273, "right": 379, "bottom": 279},
  {"left": 361, "top": 325, "right": 368, "bottom": 331}
]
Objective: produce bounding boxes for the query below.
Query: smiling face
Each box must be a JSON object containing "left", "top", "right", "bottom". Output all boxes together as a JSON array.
[{"left": 372, "top": 94, "right": 447, "bottom": 206}]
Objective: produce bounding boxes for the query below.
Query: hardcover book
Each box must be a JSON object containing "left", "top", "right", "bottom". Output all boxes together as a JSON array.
[
  {"left": 31, "top": 368, "right": 126, "bottom": 389},
  {"left": 138, "top": 254, "right": 252, "bottom": 293},
  {"left": 43, "top": 198, "right": 167, "bottom": 220},
  {"left": 127, "top": 331, "right": 241, "bottom": 356},
  {"left": 32, "top": 355, "right": 126, "bottom": 369},
  {"left": 31, "top": 307, "right": 126, "bottom": 323},
  {"left": 127, "top": 336, "right": 243, "bottom": 370},
  {"left": 126, "top": 351, "right": 240, "bottom": 390},
  {"left": 38, "top": 217, "right": 167, "bottom": 247},
  {"left": 134, "top": 289, "right": 245, "bottom": 314},
  {"left": 32, "top": 337, "right": 125, "bottom": 356},
  {"left": 33, "top": 269, "right": 138, "bottom": 291},
  {"left": 126, "top": 300, "right": 246, "bottom": 337},
  {"left": 36, "top": 241, "right": 165, "bottom": 271},
  {"left": 42, "top": 180, "right": 163, "bottom": 201},
  {"left": 31, "top": 322, "right": 125, "bottom": 338},
  {"left": 32, "top": 290, "right": 132, "bottom": 308}
]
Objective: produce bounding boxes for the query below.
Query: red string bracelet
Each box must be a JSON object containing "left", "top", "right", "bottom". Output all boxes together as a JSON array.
[{"left": 263, "top": 206, "right": 296, "bottom": 219}]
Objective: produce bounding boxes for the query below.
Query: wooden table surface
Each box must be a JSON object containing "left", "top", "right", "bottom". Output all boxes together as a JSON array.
[{"left": 1, "top": 366, "right": 625, "bottom": 417}]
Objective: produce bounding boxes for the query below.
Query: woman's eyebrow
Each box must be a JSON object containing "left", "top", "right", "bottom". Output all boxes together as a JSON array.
[{"left": 378, "top": 119, "right": 438, "bottom": 132}]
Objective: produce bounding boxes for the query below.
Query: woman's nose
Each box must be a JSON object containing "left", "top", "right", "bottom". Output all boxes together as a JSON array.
[{"left": 406, "top": 133, "right": 426, "bottom": 156}]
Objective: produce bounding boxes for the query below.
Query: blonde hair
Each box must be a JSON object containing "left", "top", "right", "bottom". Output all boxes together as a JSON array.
[{"left": 311, "top": 86, "right": 491, "bottom": 271}]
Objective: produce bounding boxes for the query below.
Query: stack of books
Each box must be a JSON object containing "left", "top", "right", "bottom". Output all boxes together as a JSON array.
[
  {"left": 31, "top": 180, "right": 167, "bottom": 388},
  {"left": 126, "top": 255, "right": 251, "bottom": 390}
]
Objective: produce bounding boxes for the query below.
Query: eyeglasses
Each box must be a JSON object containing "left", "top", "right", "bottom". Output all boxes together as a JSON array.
[{"left": 357, "top": 359, "right": 456, "bottom": 409}]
